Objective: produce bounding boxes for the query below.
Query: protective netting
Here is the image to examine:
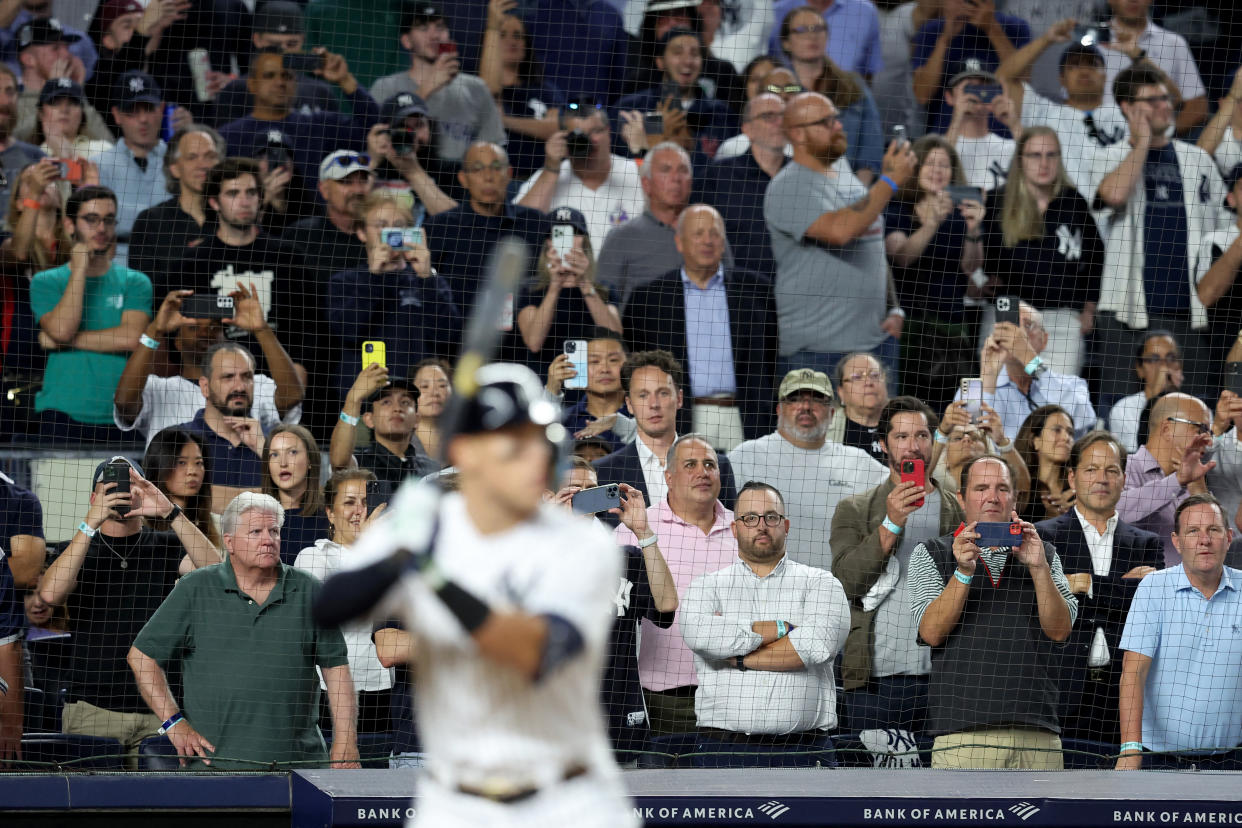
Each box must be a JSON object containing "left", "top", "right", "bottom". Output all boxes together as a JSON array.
[{"left": 2, "top": 0, "right": 1242, "bottom": 777}]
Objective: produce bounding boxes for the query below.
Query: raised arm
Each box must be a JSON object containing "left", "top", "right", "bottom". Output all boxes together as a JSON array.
[
  {"left": 227, "top": 282, "right": 303, "bottom": 416},
  {"left": 914, "top": 529, "right": 979, "bottom": 647},
  {"left": 329, "top": 364, "right": 390, "bottom": 471},
  {"left": 805, "top": 142, "right": 916, "bottom": 247},
  {"left": 115, "top": 290, "right": 191, "bottom": 423},
  {"left": 998, "top": 19, "right": 1073, "bottom": 85}
]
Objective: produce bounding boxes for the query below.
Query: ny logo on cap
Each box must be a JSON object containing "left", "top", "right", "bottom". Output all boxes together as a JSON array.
[
  {"left": 964, "top": 57, "right": 982, "bottom": 73},
  {"left": 129, "top": 76, "right": 145, "bottom": 93},
  {"left": 47, "top": 18, "right": 63, "bottom": 31},
  {"left": 267, "top": 129, "right": 284, "bottom": 143},
  {"left": 554, "top": 208, "right": 574, "bottom": 222},
  {"left": 56, "top": 78, "right": 72, "bottom": 89}
]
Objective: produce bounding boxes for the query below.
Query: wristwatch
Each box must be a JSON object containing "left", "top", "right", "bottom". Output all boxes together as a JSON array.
[{"left": 734, "top": 655, "right": 748, "bottom": 671}]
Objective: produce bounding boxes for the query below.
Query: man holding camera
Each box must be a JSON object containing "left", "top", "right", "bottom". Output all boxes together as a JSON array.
[
  {"left": 514, "top": 101, "right": 644, "bottom": 253},
  {"left": 909, "top": 455, "right": 1077, "bottom": 768},
  {"left": 366, "top": 93, "right": 457, "bottom": 216},
  {"left": 37, "top": 456, "right": 220, "bottom": 768}
]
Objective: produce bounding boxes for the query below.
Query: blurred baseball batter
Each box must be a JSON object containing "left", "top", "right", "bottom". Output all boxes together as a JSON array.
[{"left": 344, "top": 364, "right": 635, "bottom": 827}]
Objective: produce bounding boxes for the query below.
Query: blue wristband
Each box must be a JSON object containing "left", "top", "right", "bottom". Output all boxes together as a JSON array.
[
  {"left": 953, "top": 569, "right": 973, "bottom": 585},
  {"left": 776, "top": 620, "right": 788, "bottom": 640},
  {"left": 339, "top": 410, "right": 360, "bottom": 426},
  {"left": 139, "top": 333, "right": 160, "bottom": 351},
  {"left": 1120, "top": 741, "right": 1144, "bottom": 753},
  {"left": 158, "top": 712, "right": 184, "bottom": 735},
  {"left": 1024, "top": 355, "right": 1045, "bottom": 376},
  {"left": 882, "top": 516, "right": 903, "bottom": 535},
  {"left": 878, "top": 174, "right": 898, "bottom": 192}
]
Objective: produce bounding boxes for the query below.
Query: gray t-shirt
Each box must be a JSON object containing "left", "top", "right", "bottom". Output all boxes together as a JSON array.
[
  {"left": 872, "top": 487, "right": 938, "bottom": 678},
  {"left": 764, "top": 158, "right": 888, "bottom": 356},
  {"left": 370, "top": 71, "right": 505, "bottom": 165}
]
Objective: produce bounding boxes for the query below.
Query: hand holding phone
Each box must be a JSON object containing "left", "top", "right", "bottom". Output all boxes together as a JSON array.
[
  {"left": 960, "top": 377, "right": 983, "bottom": 419},
  {"left": 994, "top": 295, "right": 1021, "bottom": 326},
  {"left": 362, "top": 340, "right": 386, "bottom": 370},
  {"left": 945, "top": 184, "right": 983, "bottom": 206},
  {"left": 899, "top": 459, "right": 926, "bottom": 508},
  {"left": 975, "top": 521, "right": 1024, "bottom": 548},
  {"left": 572, "top": 484, "right": 621, "bottom": 515},
  {"left": 180, "top": 293, "right": 235, "bottom": 320},
  {"left": 563, "top": 339, "right": 588, "bottom": 390}
]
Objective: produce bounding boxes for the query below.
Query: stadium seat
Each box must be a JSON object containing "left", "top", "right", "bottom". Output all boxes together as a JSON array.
[
  {"left": 138, "top": 736, "right": 180, "bottom": 771},
  {"left": 16, "top": 734, "right": 124, "bottom": 771},
  {"left": 20, "top": 686, "right": 63, "bottom": 734},
  {"left": 636, "top": 733, "right": 699, "bottom": 769}
]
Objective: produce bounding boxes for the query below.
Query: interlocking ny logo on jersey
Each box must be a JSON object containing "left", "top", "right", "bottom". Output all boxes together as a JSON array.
[{"left": 1055, "top": 225, "right": 1083, "bottom": 261}]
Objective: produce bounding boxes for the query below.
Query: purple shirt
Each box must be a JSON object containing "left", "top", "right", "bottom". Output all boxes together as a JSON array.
[
  {"left": 615, "top": 499, "right": 737, "bottom": 691},
  {"left": 1117, "top": 445, "right": 1187, "bottom": 567}
]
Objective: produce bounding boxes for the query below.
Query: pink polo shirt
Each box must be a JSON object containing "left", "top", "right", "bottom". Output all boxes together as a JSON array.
[{"left": 616, "top": 499, "right": 737, "bottom": 691}]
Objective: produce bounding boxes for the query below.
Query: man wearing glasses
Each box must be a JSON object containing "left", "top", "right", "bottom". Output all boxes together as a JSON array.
[
  {"left": 1118, "top": 392, "right": 1217, "bottom": 566},
  {"left": 1087, "top": 64, "right": 1227, "bottom": 404},
  {"left": 30, "top": 185, "right": 151, "bottom": 442},
  {"left": 680, "top": 480, "right": 850, "bottom": 763}
]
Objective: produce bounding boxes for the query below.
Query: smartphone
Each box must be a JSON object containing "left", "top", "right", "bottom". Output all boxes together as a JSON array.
[
  {"left": 900, "top": 459, "right": 925, "bottom": 508},
  {"left": 283, "top": 52, "right": 324, "bottom": 74},
  {"left": 53, "top": 157, "right": 83, "bottom": 184},
  {"left": 961, "top": 377, "right": 983, "bottom": 419},
  {"left": 643, "top": 111, "right": 664, "bottom": 136},
  {"left": 572, "top": 483, "right": 621, "bottom": 515},
  {"left": 100, "top": 459, "right": 131, "bottom": 496},
  {"left": 551, "top": 224, "right": 574, "bottom": 259},
  {"left": 563, "top": 338, "right": 588, "bottom": 390},
  {"left": 945, "top": 184, "right": 983, "bottom": 206},
  {"left": 382, "top": 227, "right": 423, "bottom": 249},
  {"left": 362, "top": 341, "right": 386, "bottom": 370},
  {"left": 995, "top": 294, "right": 1021, "bottom": 326},
  {"left": 890, "top": 124, "right": 907, "bottom": 150},
  {"left": 1225, "top": 362, "right": 1242, "bottom": 397},
  {"left": 963, "top": 83, "right": 1002, "bottom": 104},
  {"left": 180, "top": 293, "right": 234, "bottom": 319},
  {"left": 438, "top": 42, "right": 458, "bottom": 56},
  {"left": 366, "top": 479, "right": 391, "bottom": 514},
  {"left": 975, "top": 521, "right": 1024, "bottom": 548}
]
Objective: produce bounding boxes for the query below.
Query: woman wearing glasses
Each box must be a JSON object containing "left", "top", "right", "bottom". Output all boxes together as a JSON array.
[
  {"left": 777, "top": 5, "right": 883, "bottom": 184},
  {"left": 982, "top": 126, "right": 1103, "bottom": 376},
  {"left": 1109, "top": 331, "right": 1184, "bottom": 454}
]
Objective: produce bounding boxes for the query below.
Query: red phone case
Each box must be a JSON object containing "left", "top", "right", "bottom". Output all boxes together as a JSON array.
[{"left": 900, "top": 459, "right": 925, "bottom": 508}]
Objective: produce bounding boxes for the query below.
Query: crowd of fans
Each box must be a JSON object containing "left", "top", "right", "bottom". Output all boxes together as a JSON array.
[{"left": 2, "top": 0, "right": 1242, "bottom": 773}]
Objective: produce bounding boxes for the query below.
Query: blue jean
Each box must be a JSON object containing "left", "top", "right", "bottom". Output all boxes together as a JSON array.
[
  {"left": 777, "top": 336, "right": 900, "bottom": 397},
  {"left": 840, "top": 675, "right": 929, "bottom": 736}
]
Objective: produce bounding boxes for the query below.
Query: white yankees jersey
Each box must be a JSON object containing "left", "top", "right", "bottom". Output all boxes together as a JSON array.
[
  {"left": 956, "top": 133, "right": 1016, "bottom": 193},
  {"left": 348, "top": 487, "right": 636, "bottom": 828}
]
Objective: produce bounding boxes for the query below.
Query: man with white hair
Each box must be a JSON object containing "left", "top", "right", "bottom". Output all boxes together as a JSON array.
[
  {"left": 128, "top": 492, "right": 358, "bottom": 770},
  {"left": 961, "top": 300, "right": 1096, "bottom": 441},
  {"left": 596, "top": 141, "right": 731, "bottom": 310}
]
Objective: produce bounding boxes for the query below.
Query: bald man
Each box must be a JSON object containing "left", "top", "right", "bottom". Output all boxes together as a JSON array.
[
  {"left": 425, "top": 142, "right": 549, "bottom": 329},
  {"left": 1118, "top": 393, "right": 1216, "bottom": 565},
  {"left": 763, "top": 92, "right": 916, "bottom": 382},
  {"left": 623, "top": 204, "right": 778, "bottom": 450}
]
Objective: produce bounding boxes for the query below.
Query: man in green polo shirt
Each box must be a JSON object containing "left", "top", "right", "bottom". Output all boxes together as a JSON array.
[{"left": 128, "top": 492, "right": 359, "bottom": 769}]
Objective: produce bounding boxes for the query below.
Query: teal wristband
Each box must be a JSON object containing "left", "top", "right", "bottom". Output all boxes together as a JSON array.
[
  {"left": 935, "top": 430, "right": 949, "bottom": 444},
  {"left": 878, "top": 174, "right": 898, "bottom": 192},
  {"left": 139, "top": 333, "right": 160, "bottom": 350},
  {"left": 78, "top": 521, "right": 97, "bottom": 538},
  {"left": 953, "top": 569, "right": 973, "bottom": 585},
  {"left": 776, "top": 620, "right": 788, "bottom": 640},
  {"left": 339, "top": 410, "right": 360, "bottom": 426},
  {"left": 882, "top": 516, "right": 903, "bottom": 535},
  {"left": 1120, "top": 741, "right": 1144, "bottom": 753},
  {"left": 1024, "top": 355, "right": 1045, "bottom": 376}
]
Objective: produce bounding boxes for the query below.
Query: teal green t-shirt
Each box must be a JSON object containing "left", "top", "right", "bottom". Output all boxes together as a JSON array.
[
  {"left": 29, "top": 262, "right": 152, "bottom": 424},
  {"left": 305, "top": 0, "right": 407, "bottom": 88}
]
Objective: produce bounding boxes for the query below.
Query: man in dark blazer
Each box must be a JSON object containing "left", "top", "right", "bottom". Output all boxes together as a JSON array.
[
  {"left": 1035, "top": 432, "right": 1163, "bottom": 747},
  {"left": 621, "top": 204, "right": 777, "bottom": 448},
  {"left": 593, "top": 349, "right": 737, "bottom": 520}
]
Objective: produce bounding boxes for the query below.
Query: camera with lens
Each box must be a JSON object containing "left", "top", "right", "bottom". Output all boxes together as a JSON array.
[
  {"left": 564, "top": 129, "right": 592, "bottom": 159},
  {"left": 390, "top": 127, "right": 417, "bottom": 156}
]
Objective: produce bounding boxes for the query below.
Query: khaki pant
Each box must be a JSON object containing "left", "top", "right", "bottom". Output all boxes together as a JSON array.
[
  {"left": 62, "top": 700, "right": 162, "bottom": 770},
  {"left": 642, "top": 688, "right": 698, "bottom": 736},
  {"left": 931, "top": 728, "right": 1064, "bottom": 770}
]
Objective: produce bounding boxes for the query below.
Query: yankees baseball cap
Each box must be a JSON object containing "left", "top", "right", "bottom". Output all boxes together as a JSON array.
[
  {"left": 253, "top": 1, "right": 305, "bottom": 35},
  {"left": 38, "top": 77, "right": 85, "bottom": 106},
  {"left": 117, "top": 70, "right": 162, "bottom": 110},
  {"left": 18, "top": 17, "right": 81, "bottom": 50},
  {"left": 91, "top": 456, "right": 144, "bottom": 488},
  {"left": 381, "top": 92, "right": 429, "bottom": 125},
  {"left": 1060, "top": 41, "right": 1106, "bottom": 70},
  {"left": 646, "top": 0, "right": 702, "bottom": 14},
  {"left": 547, "top": 206, "right": 589, "bottom": 238},
  {"left": 947, "top": 58, "right": 998, "bottom": 89},
  {"left": 778, "top": 368, "right": 833, "bottom": 401},
  {"left": 95, "top": 0, "right": 144, "bottom": 32},
  {"left": 405, "top": 3, "right": 444, "bottom": 27},
  {"left": 319, "top": 149, "right": 371, "bottom": 181},
  {"left": 449, "top": 364, "right": 561, "bottom": 436},
  {"left": 363, "top": 379, "right": 420, "bottom": 414}
]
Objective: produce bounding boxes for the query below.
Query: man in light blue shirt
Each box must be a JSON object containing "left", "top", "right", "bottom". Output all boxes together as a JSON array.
[
  {"left": 768, "top": 0, "right": 882, "bottom": 81},
  {"left": 1117, "top": 493, "right": 1242, "bottom": 769}
]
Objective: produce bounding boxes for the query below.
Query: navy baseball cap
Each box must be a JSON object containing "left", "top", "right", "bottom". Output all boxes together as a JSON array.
[
  {"left": 38, "top": 77, "right": 84, "bottom": 106},
  {"left": 117, "top": 70, "right": 162, "bottom": 110},
  {"left": 381, "top": 92, "right": 429, "bottom": 125},
  {"left": 547, "top": 206, "right": 589, "bottom": 238},
  {"left": 1060, "top": 41, "right": 1106, "bottom": 70},
  {"left": 92, "top": 456, "right": 144, "bottom": 487},
  {"left": 18, "top": 17, "right": 80, "bottom": 50},
  {"left": 363, "top": 379, "right": 420, "bottom": 414},
  {"left": 946, "top": 58, "right": 998, "bottom": 89},
  {"left": 253, "top": 1, "right": 304, "bottom": 35}
]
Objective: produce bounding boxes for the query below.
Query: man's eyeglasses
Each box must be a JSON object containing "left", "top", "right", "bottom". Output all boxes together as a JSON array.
[
  {"left": 790, "top": 24, "right": 827, "bottom": 35},
  {"left": 463, "top": 160, "right": 507, "bottom": 174},
  {"left": 765, "top": 83, "right": 803, "bottom": 95},
  {"left": 842, "top": 371, "right": 882, "bottom": 384},
  {"left": 1167, "top": 416, "right": 1210, "bottom": 435},
  {"left": 1139, "top": 353, "right": 1182, "bottom": 366},
  {"left": 324, "top": 152, "right": 370, "bottom": 170},
  {"left": 793, "top": 114, "right": 839, "bottom": 130},
  {"left": 745, "top": 111, "right": 783, "bottom": 123},
  {"left": 79, "top": 214, "right": 118, "bottom": 227},
  {"left": 735, "top": 512, "right": 786, "bottom": 527}
]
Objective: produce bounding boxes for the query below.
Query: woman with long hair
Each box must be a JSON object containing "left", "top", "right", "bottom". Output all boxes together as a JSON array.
[
  {"left": 31, "top": 80, "right": 113, "bottom": 161},
  {"left": 984, "top": 126, "right": 1103, "bottom": 375},
  {"left": 778, "top": 4, "right": 883, "bottom": 182},
  {"left": 294, "top": 468, "right": 392, "bottom": 735},
  {"left": 1015, "top": 404, "right": 1076, "bottom": 520},
  {"left": 142, "top": 427, "right": 221, "bottom": 553},
  {"left": 516, "top": 210, "right": 620, "bottom": 360},
  {"left": 885, "top": 135, "right": 985, "bottom": 410},
  {"left": 261, "top": 424, "right": 329, "bottom": 565},
  {"left": 412, "top": 358, "right": 452, "bottom": 463}
]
